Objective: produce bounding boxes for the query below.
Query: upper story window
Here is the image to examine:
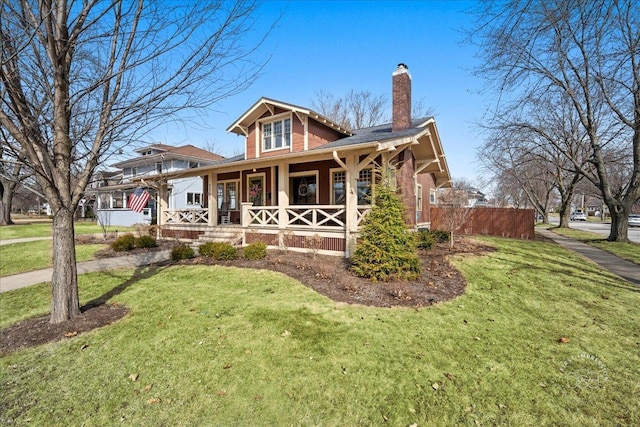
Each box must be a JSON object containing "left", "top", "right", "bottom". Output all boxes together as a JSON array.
[
  {"left": 262, "top": 118, "right": 291, "bottom": 151},
  {"left": 189, "top": 161, "right": 199, "bottom": 169}
]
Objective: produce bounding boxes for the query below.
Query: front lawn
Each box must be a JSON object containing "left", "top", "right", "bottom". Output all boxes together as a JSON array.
[
  {"left": 1, "top": 237, "right": 638, "bottom": 426},
  {"left": 0, "top": 222, "right": 132, "bottom": 240},
  {"left": 0, "top": 240, "right": 109, "bottom": 277},
  {"left": 552, "top": 227, "right": 640, "bottom": 264}
]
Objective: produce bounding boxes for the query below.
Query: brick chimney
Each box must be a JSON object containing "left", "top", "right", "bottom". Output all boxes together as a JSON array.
[{"left": 392, "top": 63, "right": 411, "bottom": 132}]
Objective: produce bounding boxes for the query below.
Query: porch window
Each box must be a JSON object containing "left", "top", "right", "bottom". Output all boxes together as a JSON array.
[
  {"left": 430, "top": 189, "right": 437, "bottom": 204},
  {"left": 331, "top": 171, "right": 346, "bottom": 205},
  {"left": 290, "top": 173, "right": 317, "bottom": 205},
  {"left": 357, "top": 169, "right": 372, "bottom": 205},
  {"left": 331, "top": 169, "right": 372, "bottom": 205},
  {"left": 187, "top": 192, "right": 203, "bottom": 205},
  {"left": 262, "top": 118, "right": 291, "bottom": 151},
  {"left": 217, "top": 181, "right": 238, "bottom": 210}
]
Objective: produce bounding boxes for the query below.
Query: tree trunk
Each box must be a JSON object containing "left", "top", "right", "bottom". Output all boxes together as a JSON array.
[
  {"left": 0, "top": 179, "right": 16, "bottom": 225},
  {"left": 558, "top": 204, "right": 571, "bottom": 228},
  {"left": 608, "top": 209, "right": 630, "bottom": 242},
  {"left": 50, "top": 207, "right": 81, "bottom": 323}
]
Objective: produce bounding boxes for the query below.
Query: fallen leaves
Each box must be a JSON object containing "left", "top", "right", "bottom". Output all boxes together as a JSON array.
[
  {"left": 128, "top": 373, "right": 139, "bottom": 381},
  {"left": 64, "top": 331, "right": 78, "bottom": 338},
  {"left": 558, "top": 337, "right": 570, "bottom": 343}
]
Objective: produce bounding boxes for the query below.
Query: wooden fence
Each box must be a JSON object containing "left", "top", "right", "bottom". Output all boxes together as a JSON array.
[{"left": 430, "top": 207, "right": 535, "bottom": 240}]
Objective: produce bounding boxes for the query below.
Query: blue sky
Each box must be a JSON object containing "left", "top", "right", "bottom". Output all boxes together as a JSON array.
[{"left": 151, "top": 0, "right": 485, "bottom": 183}]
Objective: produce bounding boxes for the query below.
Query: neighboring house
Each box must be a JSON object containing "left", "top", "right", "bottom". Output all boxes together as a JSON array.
[
  {"left": 465, "top": 187, "right": 489, "bottom": 208},
  {"left": 153, "top": 64, "right": 452, "bottom": 256},
  {"left": 87, "top": 144, "right": 224, "bottom": 226}
]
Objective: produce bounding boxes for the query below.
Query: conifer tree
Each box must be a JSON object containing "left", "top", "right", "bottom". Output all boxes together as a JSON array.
[{"left": 350, "top": 175, "right": 420, "bottom": 282}]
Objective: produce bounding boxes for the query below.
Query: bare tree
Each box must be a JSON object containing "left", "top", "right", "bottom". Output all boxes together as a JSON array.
[
  {"left": 437, "top": 180, "right": 472, "bottom": 249},
  {"left": 469, "top": 0, "right": 640, "bottom": 241},
  {"left": 1, "top": 0, "right": 271, "bottom": 323},
  {"left": 0, "top": 148, "right": 25, "bottom": 224},
  {"left": 311, "top": 89, "right": 388, "bottom": 130},
  {"left": 478, "top": 92, "right": 592, "bottom": 227}
]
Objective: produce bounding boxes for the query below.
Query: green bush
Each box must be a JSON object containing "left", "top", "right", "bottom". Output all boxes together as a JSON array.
[
  {"left": 416, "top": 230, "right": 436, "bottom": 250},
  {"left": 213, "top": 242, "right": 238, "bottom": 260},
  {"left": 198, "top": 241, "right": 217, "bottom": 258},
  {"left": 171, "top": 245, "right": 194, "bottom": 261},
  {"left": 243, "top": 242, "right": 267, "bottom": 260},
  {"left": 350, "top": 176, "right": 420, "bottom": 282},
  {"left": 111, "top": 234, "right": 136, "bottom": 252},
  {"left": 431, "top": 230, "right": 451, "bottom": 243},
  {"left": 199, "top": 241, "right": 238, "bottom": 260},
  {"left": 135, "top": 235, "right": 157, "bottom": 249}
]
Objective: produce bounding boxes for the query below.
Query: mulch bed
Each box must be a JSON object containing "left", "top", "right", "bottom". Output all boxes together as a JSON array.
[{"left": 1, "top": 237, "right": 494, "bottom": 355}]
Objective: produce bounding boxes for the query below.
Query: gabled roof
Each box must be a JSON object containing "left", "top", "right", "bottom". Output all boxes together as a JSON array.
[
  {"left": 227, "top": 97, "right": 352, "bottom": 137},
  {"left": 113, "top": 144, "right": 224, "bottom": 168}
]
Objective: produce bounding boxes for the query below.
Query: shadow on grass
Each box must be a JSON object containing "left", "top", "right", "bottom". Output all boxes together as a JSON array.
[
  {"left": 82, "top": 262, "right": 172, "bottom": 311},
  {"left": 494, "top": 239, "right": 640, "bottom": 293}
]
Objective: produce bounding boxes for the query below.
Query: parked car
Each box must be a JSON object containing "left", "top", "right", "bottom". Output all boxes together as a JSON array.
[
  {"left": 629, "top": 214, "right": 640, "bottom": 227},
  {"left": 570, "top": 211, "right": 587, "bottom": 221}
]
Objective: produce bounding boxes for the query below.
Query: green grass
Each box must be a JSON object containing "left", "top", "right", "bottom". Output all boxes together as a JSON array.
[
  {"left": 0, "top": 222, "right": 132, "bottom": 240},
  {"left": 1, "top": 237, "right": 639, "bottom": 426},
  {"left": 553, "top": 227, "right": 640, "bottom": 264},
  {"left": 0, "top": 241, "right": 108, "bottom": 276}
]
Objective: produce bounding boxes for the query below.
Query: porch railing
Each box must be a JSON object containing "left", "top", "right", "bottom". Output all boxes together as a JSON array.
[
  {"left": 286, "top": 206, "right": 346, "bottom": 228},
  {"left": 245, "top": 205, "right": 371, "bottom": 230},
  {"left": 247, "top": 206, "right": 279, "bottom": 226},
  {"left": 356, "top": 207, "right": 372, "bottom": 226},
  {"left": 162, "top": 205, "right": 371, "bottom": 229},
  {"left": 163, "top": 208, "right": 209, "bottom": 225}
]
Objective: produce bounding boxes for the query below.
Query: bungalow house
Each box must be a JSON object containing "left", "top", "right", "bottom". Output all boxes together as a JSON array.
[
  {"left": 154, "top": 64, "right": 452, "bottom": 256},
  {"left": 87, "top": 144, "right": 224, "bottom": 226}
]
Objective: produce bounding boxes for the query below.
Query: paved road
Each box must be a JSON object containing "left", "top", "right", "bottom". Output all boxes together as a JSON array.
[{"left": 548, "top": 217, "right": 640, "bottom": 243}]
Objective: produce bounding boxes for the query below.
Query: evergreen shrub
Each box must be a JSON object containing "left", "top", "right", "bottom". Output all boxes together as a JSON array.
[
  {"left": 243, "top": 242, "right": 267, "bottom": 260},
  {"left": 171, "top": 245, "right": 194, "bottom": 261},
  {"left": 199, "top": 242, "right": 238, "bottom": 260},
  {"left": 135, "top": 235, "right": 157, "bottom": 248},
  {"left": 350, "top": 177, "right": 420, "bottom": 282},
  {"left": 111, "top": 234, "right": 136, "bottom": 252}
]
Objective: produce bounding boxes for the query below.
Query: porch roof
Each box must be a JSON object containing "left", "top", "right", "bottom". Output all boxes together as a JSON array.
[{"left": 145, "top": 116, "right": 451, "bottom": 187}]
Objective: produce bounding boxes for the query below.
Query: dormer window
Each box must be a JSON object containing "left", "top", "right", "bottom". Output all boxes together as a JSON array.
[{"left": 262, "top": 118, "right": 291, "bottom": 151}]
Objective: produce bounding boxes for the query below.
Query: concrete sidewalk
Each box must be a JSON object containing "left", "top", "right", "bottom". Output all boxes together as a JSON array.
[
  {"left": 0, "top": 250, "right": 172, "bottom": 293},
  {"left": 536, "top": 228, "right": 640, "bottom": 286},
  {"left": 0, "top": 236, "right": 52, "bottom": 246}
]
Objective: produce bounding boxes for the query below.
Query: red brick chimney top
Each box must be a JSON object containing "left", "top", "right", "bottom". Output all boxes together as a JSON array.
[{"left": 392, "top": 63, "right": 412, "bottom": 132}]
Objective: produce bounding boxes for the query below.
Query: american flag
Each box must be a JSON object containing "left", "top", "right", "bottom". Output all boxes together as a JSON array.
[{"left": 128, "top": 188, "right": 150, "bottom": 213}]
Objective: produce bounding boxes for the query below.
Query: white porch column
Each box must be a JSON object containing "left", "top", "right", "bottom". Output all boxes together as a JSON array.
[
  {"left": 241, "top": 202, "right": 252, "bottom": 227},
  {"left": 208, "top": 172, "right": 217, "bottom": 227},
  {"left": 158, "top": 182, "right": 168, "bottom": 228},
  {"left": 277, "top": 161, "right": 289, "bottom": 231},
  {"left": 344, "top": 154, "right": 359, "bottom": 257}
]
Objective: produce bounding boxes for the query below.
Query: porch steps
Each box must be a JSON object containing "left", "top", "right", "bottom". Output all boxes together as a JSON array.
[{"left": 198, "top": 227, "right": 243, "bottom": 246}]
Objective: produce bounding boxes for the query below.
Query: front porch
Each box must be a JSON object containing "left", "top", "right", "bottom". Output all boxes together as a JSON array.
[{"left": 159, "top": 203, "right": 372, "bottom": 256}]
